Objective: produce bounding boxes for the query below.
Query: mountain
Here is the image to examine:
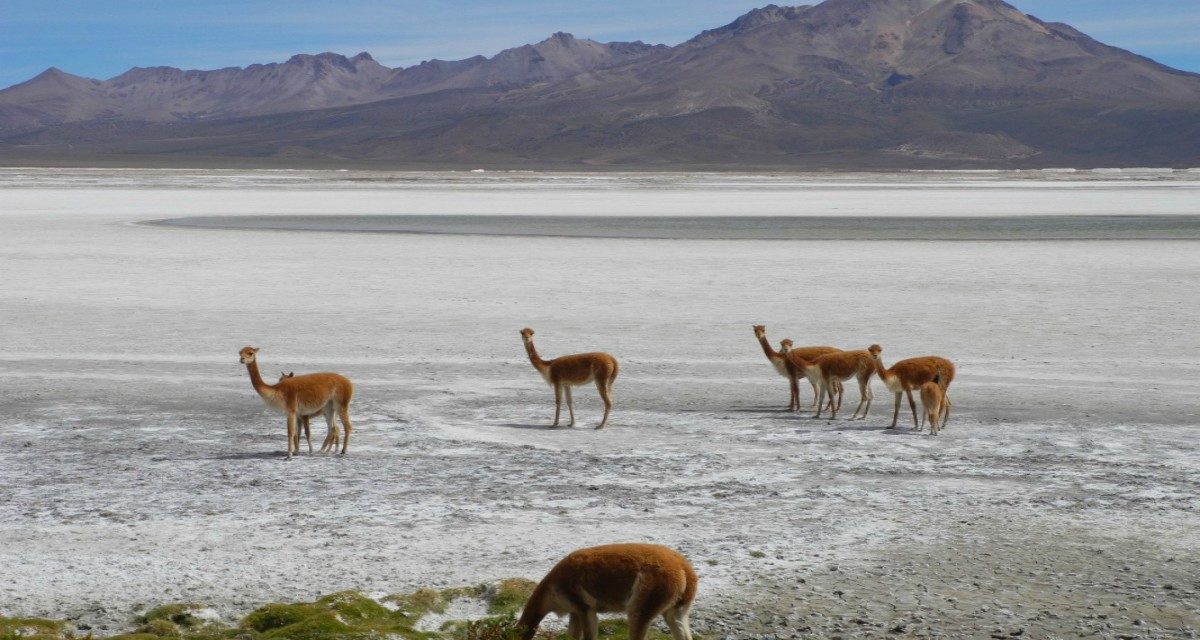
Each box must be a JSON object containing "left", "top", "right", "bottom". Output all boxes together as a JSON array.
[
  {"left": 0, "top": 34, "right": 662, "bottom": 126},
  {"left": 2, "top": 0, "right": 1198, "bottom": 168}
]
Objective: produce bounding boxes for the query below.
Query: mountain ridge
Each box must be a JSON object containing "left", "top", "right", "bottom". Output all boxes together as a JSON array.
[{"left": 2, "top": 0, "right": 1198, "bottom": 168}]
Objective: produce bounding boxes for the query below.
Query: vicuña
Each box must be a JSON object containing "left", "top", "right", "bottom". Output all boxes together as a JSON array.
[
  {"left": 919, "top": 378, "right": 951, "bottom": 435},
  {"left": 517, "top": 543, "right": 697, "bottom": 640},
  {"left": 520, "top": 328, "right": 619, "bottom": 429},
  {"left": 782, "top": 344, "right": 876, "bottom": 420},
  {"left": 239, "top": 346, "right": 354, "bottom": 458},
  {"left": 868, "top": 344, "right": 956, "bottom": 429},
  {"left": 753, "top": 325, "right": 839, "bottom": 410}
]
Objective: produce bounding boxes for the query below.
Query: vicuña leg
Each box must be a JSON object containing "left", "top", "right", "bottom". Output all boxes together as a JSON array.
[
  {"left": 905, "top": 388, "right": 919, "bottom": 430},
  {"left": 301, "top": 416, "right": 313, "bottom": 453},
  {"left": 565, "top": 386, "right": 576, "bottom": 427},
  {"left": 567, "top": 612, "right": 582, "bottom": 640},
  {"left": 337, "top": 405, "right": 353, "bottom": 455},
  {"left": 596, "top": 376, "right": 613, "bottom": 430},
  {"left": 320, "top": 405, "right": 337, "bottom": 453},
  {"left": 890, "top": 392, "right": 902, "bottom": 428},
  {"left": 285, "top": 412, "right": 297, "bottom": 460},
  {"left": 584, "top": 610, "right": 599, "bottom": 640},
  {"left": 553, "top": 384, "right": 563, "bottom": 427},
  {"left": 664, "top": 605, "right": 693, "bottom": 640},
  {"left": 851, "top": 375, "right": 872, "bottom": 419},
  {"left": 625, "top": 613, "right": 652, "bottom": 640}
]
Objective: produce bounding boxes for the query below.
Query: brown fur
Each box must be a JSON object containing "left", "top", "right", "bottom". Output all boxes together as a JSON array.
[
  {"left": 518, "top": 543, "right": 697, "bottom": 640},
  {"left": 753, "top": 325, "right": 840, "bottom": 410},
  {"left": 868, "top": 344, "right": 956, "bottom": 430},
  {"left": 788, "top": 348, "right": 876, "bottom": 420},
  {"left": 239, "top": 346, "right": 354, "bottom": 459},
  {"left": 520, "top": 328, "right": 619, "bottom": 429}
]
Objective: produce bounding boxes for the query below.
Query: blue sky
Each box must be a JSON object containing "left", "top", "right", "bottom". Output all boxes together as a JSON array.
[{"left": 2, "top": 0, "right": 1198, "bottom": 89}]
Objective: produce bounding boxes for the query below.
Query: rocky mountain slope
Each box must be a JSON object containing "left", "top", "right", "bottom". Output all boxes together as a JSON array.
[{"left": 2, "top": 0, "right": 1197, "bottom": 168}]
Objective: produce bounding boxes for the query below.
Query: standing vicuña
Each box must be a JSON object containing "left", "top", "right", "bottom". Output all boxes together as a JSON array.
[
  {"left": 517, "top": 543, "right": 697, "bottom": 640},
  {"left": 239, "top": 347, "right": 354, "bottom": 459},
  {"left": 868, "top": 344, "right": 955, "bottom": 430},
  {"left": 520, "top": 328, "right": 619, "bottom": 429},
  {"left": 277, "top": 372, "right": 341, "bottom": 454},
  {"left": 779, "top": 338, "right": 843, "bottom": 412},
  {"left": 783, "top": 345, "right": 877, "bottom": 420},
  {"left": 752, "top": 325, "right": 839, "bottom": 410}
]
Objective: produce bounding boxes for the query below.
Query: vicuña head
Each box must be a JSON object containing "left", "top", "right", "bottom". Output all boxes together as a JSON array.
[
  {"left": 779, "top": 338, "right": 793, "bottom": 353},
  {"left": 517, "top": 543, "right": 697, "bottom": 640},
  {"left": 239, "top": 346, "right": 259, "bottom": 365},
  {"left": 520, "top": 327, "right": 535, "bottom": 343},
  {"left": 752, "top": 324, "right": 766, "bottom": 338},
  {"left": 868, "top": 344, "right": 882, "bottom": 359}
]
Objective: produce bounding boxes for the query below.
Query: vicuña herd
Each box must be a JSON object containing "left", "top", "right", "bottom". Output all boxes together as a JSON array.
[
  {"left": 233, "top": 328, "right": 955, "bottom": 639},
  {"left": 238, "top": 325, "right": 955, "bottom": 457}
]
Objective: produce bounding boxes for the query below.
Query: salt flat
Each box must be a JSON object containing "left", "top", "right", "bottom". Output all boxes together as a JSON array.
[{"left": 0, "top": 169, "right": 1198, "bottom": 638}]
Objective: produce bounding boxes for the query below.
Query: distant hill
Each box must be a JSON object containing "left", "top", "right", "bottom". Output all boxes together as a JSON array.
[{"left": 2, "top": 0, "right": 1198, "bottom": 169}]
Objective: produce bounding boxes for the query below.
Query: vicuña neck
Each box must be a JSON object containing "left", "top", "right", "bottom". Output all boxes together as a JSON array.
[
  {"left": 872, "top": 356, "right": 892, "bottom": 381},
  {"left": 245, "top": 360, "right": 274, "bottom": 396},
  {"left": 517, "top": 583, "right": 549, "bottom": 640},
  {"left": 525, "top": 340, "right": 549, "bottom": 372},
  {"left": 756, "top": 334, "right": 780, "bottom": 361}
]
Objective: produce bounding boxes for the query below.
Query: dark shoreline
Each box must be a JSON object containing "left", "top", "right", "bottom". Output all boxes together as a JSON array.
[{"left": 146, "top": 214, "right": 1200, "bottom": 241}]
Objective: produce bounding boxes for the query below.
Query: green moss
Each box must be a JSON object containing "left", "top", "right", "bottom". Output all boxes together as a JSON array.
[
  {"left": 108, "top": 633, "right": 169, "bottom": 640},
  {"left": 241, "top": 603, "right": 323, "bottom": 633},
  {"left": 596, "top": 619, "right": 673, "bottom": 640},
  {"left": 133, "top": 618, "right": 181, "bottom": 638},
  {"left": 139, "top": 604, "right": 206, "bottom": 629},
  {"left": 313, "top": 591, "right": 393, "bottom": 624},
  {"left": 0, "top": 617, "right": 68, "bottom": 640},
  {"left": 487, "top": 579, "right": 537, "bottom": 616},
  {"left": 748, "top": 550, "right": 766, "bottom": 559},
  {"left": 454, "top": 614, "right": 525, "bottom": 640},
  {"left": 384, "top": 588, "right": 447, "bottom": 617}
]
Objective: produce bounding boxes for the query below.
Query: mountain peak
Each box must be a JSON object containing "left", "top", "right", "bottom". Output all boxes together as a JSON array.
[{"left": 689, "top": 4, "right": 811, "bottom": 44}]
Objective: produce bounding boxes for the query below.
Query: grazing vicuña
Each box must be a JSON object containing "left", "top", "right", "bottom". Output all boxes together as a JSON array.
[{"left": 517, "top": 543, "right": 697, "bottom": 640}]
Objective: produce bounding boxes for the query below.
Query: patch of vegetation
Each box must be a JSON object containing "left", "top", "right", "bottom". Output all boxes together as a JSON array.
[
  {"left": 138, "top": 604, "right": 206, "bottom": 629},
  {"left": 0, "top": 617, "right": 67, "bottom": 640},
  {"left": 486, "top": 579, "right": 537, "bottom": 616},
  {"left": 0, "top": 580, "right": 602, "bottom": 640},
  {"left": 748, "top": 550, "right": 766, "bottom": 559}
]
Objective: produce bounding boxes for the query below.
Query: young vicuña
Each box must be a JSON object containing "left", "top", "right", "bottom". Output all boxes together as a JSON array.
[{"left": 919, "top": 379, "right": 951, "bottom": 435}]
